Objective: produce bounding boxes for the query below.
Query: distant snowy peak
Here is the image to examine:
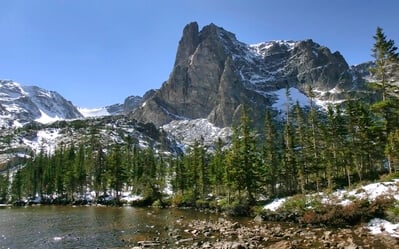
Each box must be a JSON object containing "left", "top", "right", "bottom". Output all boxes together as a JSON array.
[
  {"left": 78, "top": 95, "right": 143, "bottom": 118},
  {"left": 0, "top": 80, "right": 82, "bottom": 128},
  {"left": 78, "top": 107, "right": 110, "bottom": 118}
]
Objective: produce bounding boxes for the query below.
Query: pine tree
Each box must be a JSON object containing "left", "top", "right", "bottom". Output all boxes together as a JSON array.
[
  {"left": 231, "top": 106, "right": 260, "bottom": 203},
  {"left": 261, "top": 110, "right": 280, "bottom": 197},
  {"left": 370, "top": 27, "right": 399, "bottom": 101},
  {"left": 294, "top": 102, "right": 308, "bottom": 194},
  {"left": 210, "top": 138, "right": 225, "bottom": 196},
  {"left": 385, "top": 129, "right": 399, "bottom": 173}
]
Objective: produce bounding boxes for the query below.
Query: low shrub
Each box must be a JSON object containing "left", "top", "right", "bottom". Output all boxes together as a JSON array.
[
  {"left": 301, "top": 196, "right": 395, "bottom": 227},
  {"left": 281, "top": 194, "right": 307, "bottom": 213},
  {"left": 195, "top": 200, "right": 210, "bottom": 209},
  {"left": 223, "top": 201, "right": 251, "bottom": 217},
  {"left": 152, "top": 199, "right": 166, "bottom": 208}
]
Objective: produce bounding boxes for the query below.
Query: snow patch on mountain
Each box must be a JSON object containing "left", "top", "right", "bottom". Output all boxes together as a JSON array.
[
  {"left": 35, "top": 110, "right": 62, "bottom": 124},
  {"left": 271, "top": 87, "right": 310, "bottom": 112},
  {"left": 312, "top": 88, "right": 346, "bottom": 109},
  {"left": 78, "top": 107, "right": 110, "bottom": 117},
  {"left": 22, "top": 128, "right": 60, "bottom": 154},
  {"left": 162, "top": 119, "right": 232, "bottom": 148},
  {"left": 0, "top": 80, "right": 82, "bottom": 128},
  {"left": 249, "top": 40, "right": 297, "bottom": 57}
]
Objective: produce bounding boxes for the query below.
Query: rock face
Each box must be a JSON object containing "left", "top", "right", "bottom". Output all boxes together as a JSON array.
[
  {"left": 105, "top": 95, "right": 143, "bottom": 115},
  {"left": 132, "top": 22, "right": 370, "bottom": 128},
  {"left": 0, "top": 80, "right": 82, "bottom": 128}
]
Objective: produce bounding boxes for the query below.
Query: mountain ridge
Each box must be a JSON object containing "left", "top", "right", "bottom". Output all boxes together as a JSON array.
[
  {"left": 131, "top": 22, "right": 372, "bottom": 128},
  {"left": 0, "top": 80, "right": 82, "bottom": 128}
]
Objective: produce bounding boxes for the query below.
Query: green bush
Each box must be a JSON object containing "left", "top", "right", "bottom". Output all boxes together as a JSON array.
[
  {"left": 195, "top": 200, "right": 210, "bottom": 209},
  {"left": 152, "top": 199, "right": 163, "bottom": 208},
  {"left": 281, "top": 194, "right": 307, "bottom": 213},
  {"left": 301, "top": 196, "right": 395, "bottom": 227},
  {"left": 223, "top": 200, "right": 250, "bottom": 217}
]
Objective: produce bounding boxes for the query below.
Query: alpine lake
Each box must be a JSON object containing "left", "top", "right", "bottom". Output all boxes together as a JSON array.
[{"left": 0, "top": 205, "right": 392, "bottom": 249}]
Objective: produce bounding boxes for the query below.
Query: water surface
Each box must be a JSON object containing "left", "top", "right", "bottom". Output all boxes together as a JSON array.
[{"left": 0, "top": 206, "right": 223, "bottom": 249}]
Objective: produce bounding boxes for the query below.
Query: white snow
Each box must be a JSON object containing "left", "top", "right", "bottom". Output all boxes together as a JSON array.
[
  {"left": 271, "top": 87, "right": 310, "bottom": 112},
  {"left": 162, "top": 118, "right": 232, "bottom": 148},
  {"left": 23, "top": 128, "right": 60, "bottom": 154},
  {"left": 0, "top": 80, "right": 82, "bottom": 128},
  {"left": 35, "top": 110, "right": 62, "bottom": 124},
  {"left": 264, "top": 198, "right": 287, "bottom": 212},
  {"left": 120, "top": 192, "right": 143, "bottom": 203},
  {"left": 249, "top": 40, "right": 297, "bottom": 57},
  {"left": 78, "top": 107, "right": 110, "bottom": 118},
  {"left": 367, "top": 218, "right": 399, "bottom": 237},
  {"left": 264, "top": 178, "right": 399, "bottom": 238}
]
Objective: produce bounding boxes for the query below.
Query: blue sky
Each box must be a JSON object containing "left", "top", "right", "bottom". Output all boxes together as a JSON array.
[{"left": 0, "top": 0, "right": 398, "bottom": 108}]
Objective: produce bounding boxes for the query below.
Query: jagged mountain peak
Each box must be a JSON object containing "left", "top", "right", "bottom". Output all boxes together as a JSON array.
[
  {"left": 132, "top": 22, "right": 366, "bottom": 128},
  {"left": 0, "top": 79, "right": 82, "bottom": 128}
]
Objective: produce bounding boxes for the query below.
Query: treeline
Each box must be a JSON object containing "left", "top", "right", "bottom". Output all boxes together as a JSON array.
[
  {"left": 5, "top": 142, "right": 168, "bottom": 204},
  {"left": 1, "top": 94, "right": 398, "bottom": 207},
  {"left": 172, "top": 97, "right": 399, "bottom": 205}
]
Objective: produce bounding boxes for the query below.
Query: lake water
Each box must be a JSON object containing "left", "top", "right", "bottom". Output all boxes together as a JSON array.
[{"left": 0, "top": 206, "right": 227, "bottom": 249}]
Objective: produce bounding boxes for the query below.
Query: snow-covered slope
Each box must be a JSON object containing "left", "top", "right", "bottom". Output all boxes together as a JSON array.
[
  {"left": 0, "top": 80, "right": 82, "bottom": 128},
  {"left": 78, "top": 107, "right": 110, "bottom": 118},
  {"left": 162, "top": 118, "right": 232, "bottom": 150}
]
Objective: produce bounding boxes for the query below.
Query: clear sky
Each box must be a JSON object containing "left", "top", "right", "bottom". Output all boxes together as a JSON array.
[{"left": 0, "top": 0, "right": 398, "bottom": 108}]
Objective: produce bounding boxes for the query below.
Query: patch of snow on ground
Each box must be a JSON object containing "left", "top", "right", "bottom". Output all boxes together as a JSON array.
[
  {"left": 120, "top": 192, "right": 143, "bottom": 203},
  {"left": 264, "top": 198, "right": 287, "bottom": 211},
  {"left": 78, "top": 107, "right": 110, "bottom": 117},
  {"left": 264, "top": 179, "right": 399, "bottom": 238},
  {"left": 367, "top": 218, "right": 399, "bottom": 237}
]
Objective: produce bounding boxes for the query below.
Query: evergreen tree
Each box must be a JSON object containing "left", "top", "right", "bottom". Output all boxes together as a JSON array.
[
  {"left": 294, "top": 102, "right": 308, "bottom": 194},
  {"left": 0, "top": 172, "right": 10, "bottom": 203},
  {"left": 107, "top": 145, "right": 127, "bottom": 200},
  {"left": 227, "top": 106, "right": 260, "bottom": 203},
  {"left": 261, "top": 110, "right": 280, "bottom": 197},
  {"left": 209, "top": 138, "right": 226, "bottom": 196},
  {"left": 370, "top": 27, "right": 399, "bottom": 101}
]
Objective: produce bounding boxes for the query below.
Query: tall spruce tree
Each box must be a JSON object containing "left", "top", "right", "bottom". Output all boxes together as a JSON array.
[{"left": 371, "top": 27, "right": 399, "bottom": 101}]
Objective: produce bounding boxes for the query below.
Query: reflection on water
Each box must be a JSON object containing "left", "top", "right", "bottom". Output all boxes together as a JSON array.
[{"left": 0, "top": 206, "right": 224, "bottom": 249}]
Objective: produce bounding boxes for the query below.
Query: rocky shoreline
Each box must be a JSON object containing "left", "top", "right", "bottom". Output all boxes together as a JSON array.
[{"left": 130, "top": 217, "right": 399, "bottom": 249}]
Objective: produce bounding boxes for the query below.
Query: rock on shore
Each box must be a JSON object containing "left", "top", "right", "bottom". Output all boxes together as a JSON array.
[{"left": 131, "top": 217, "right": 399, "bottom": 248}]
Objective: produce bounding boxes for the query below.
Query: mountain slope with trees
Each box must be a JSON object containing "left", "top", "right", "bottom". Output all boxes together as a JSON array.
[{"left": 0, "top": 25, "right": 398, "bottom": 227}]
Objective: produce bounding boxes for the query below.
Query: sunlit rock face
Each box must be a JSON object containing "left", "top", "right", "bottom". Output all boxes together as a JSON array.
[{"left": 132, "top": 22, "right": 370, "bottom": 128}]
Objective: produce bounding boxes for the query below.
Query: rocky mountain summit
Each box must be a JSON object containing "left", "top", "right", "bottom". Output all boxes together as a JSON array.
[
  {"left": 132, "top": 22, "right": 371, "bottom": 128},
  {"left": 0, "top": 22, "right": 377, "bottom": 163},
  {"left": 0, "top": 80, "right": 82, "bottom": 128}
]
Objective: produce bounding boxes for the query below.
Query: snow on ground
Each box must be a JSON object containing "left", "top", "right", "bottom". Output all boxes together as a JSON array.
[
  {"left": 78, "top": 107, "right": 110, "bottom": 117},
  {"left": 264, "top": 178, "right": 399, "bottom": 238},
  {"left": 265, "top": 179, "right": 399, "bottom": 211},
  {"left": 367, "top": 218, "right": 399, "bottom": 237},
  {"left": 263, "top": 198, "right": 287, "bottom": 212},
  {"left": 120, "top": 191, "right": 143, "bottom": 203}
]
